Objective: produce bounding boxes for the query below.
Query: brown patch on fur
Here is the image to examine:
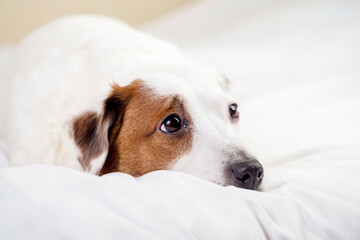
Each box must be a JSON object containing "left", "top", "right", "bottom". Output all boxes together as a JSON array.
[
  {"left": 72, "top": 111, "right": 109, "bottom": 171},
  {"left": 99, "top": 80, "right": 193, "bottom": 177},
  {"left": 72, "top": 80, "right": 141, "bottom": 172},
  {"left": 71, "top": 79, "right": 193, "bottom": 176}
]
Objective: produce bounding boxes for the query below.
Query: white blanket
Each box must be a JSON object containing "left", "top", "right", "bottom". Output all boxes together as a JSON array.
[{"left": 1, "top": 0, "right": 360, "bottom": 239}]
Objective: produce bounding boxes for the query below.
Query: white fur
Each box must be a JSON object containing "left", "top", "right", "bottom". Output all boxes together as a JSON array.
[{"left": 0, "top": 15, "right": 253, "bottom": 186}]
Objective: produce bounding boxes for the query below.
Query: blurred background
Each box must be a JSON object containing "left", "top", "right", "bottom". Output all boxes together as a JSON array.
[{"left": 0, "top": 0, "right": 197, "bottom": 45}]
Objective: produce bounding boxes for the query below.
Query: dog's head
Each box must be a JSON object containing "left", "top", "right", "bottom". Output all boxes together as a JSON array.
[{"left": 71, "top": 67, "right": 263, "bottom": 190}]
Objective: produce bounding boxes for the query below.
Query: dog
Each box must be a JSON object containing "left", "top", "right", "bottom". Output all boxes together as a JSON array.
[{"left": 0, "top": 15, "right": 263, "bottom": 190}]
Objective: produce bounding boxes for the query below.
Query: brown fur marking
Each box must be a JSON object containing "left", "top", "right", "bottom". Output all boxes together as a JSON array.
[
  {"left": 100, "top": 80, "right": 193, "bottom": 176},
  {"left": 72, "top": 79, "right": 193, "bottom": 176},
  {"left": 72, "top": 111, "right": 109, "bottom": 171}
]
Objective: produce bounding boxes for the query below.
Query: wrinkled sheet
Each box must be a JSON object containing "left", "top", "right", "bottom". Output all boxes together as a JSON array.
[{"left": 1, "top": 0, "right": 360, "bottom": 239}]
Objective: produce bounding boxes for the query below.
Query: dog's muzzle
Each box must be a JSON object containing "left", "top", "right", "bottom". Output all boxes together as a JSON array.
[{"left": 229, "top": 160, "right": 264, "bottom": 190}]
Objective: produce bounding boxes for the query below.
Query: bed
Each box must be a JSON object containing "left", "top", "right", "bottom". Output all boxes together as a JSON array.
[{"left": 1, "top": 0, "right": 360, "bottom": 239}]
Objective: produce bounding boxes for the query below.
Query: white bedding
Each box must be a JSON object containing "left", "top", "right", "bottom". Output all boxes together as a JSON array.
[{"left": 1, "top": 0, "right": 360, "bottom": 239}]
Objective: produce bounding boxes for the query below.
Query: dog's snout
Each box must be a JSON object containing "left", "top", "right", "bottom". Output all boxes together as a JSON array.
[{"left": 231, "top": 160, "right": 263, "bottom": 190}]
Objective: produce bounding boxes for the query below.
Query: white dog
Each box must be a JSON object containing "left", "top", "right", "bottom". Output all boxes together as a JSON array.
[{"left": 0, "top": 15, "right": 263, "bottom": 190}]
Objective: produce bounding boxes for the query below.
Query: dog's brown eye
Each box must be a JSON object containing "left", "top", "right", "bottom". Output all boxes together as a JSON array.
[
  {"left": 160, "top": 114, "right": 182, "bottom": 133},
  {"left": 229, "top": 103, "right": 239, "bottom": 119}
]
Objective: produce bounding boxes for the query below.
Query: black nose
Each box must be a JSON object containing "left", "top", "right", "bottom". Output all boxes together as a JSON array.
[{"left": 231, "top": 160, "right": 264, "bottom": 190}]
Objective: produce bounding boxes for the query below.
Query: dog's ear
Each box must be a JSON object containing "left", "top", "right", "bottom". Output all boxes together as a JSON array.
[
  {"left": 71, "top": 80, "right": 141, "bottom": 175},
  {"left": 72, "top": 110, "right": 112, "bottom": 174}
]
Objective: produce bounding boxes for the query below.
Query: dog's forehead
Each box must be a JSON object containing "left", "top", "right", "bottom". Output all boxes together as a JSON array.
[
  {"left": 141, "top": 66, "right": 236, "bottom": 134},
  {"left": 143, "top": 66, "right": 231, "bottom": 103}
]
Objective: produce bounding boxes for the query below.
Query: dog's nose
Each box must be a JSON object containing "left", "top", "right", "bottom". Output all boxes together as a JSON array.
[{"left": 231, "top": 160, "right": 263, "bottom": 190}]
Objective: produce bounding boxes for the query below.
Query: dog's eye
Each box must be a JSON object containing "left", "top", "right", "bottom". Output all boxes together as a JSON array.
[
  {"left": 229, "top": 103, "right": 239, "bottom": 120},
  {"left": 160, "top": 114, "right": 182, "bottom": 133}
]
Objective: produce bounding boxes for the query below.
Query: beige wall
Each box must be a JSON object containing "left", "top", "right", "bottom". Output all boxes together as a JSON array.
[{"left": 0, "top": 0, "right": 196, "bottom": 45}]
